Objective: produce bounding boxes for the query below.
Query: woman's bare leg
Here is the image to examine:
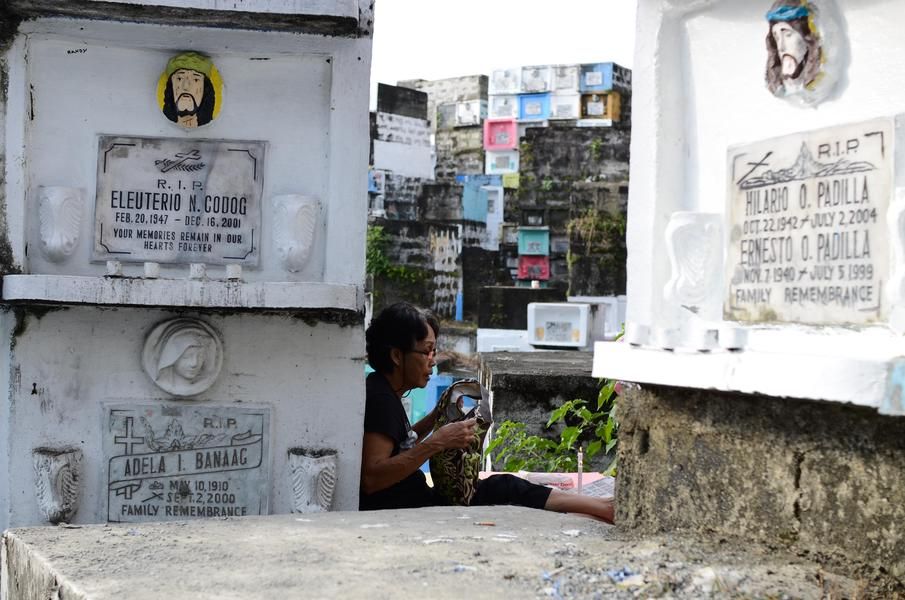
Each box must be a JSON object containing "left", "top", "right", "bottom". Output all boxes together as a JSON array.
[{"left": 543, "top": 489, "right": 614, "bottom": 523}]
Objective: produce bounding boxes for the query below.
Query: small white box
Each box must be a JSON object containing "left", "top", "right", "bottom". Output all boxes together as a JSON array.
[
  {"left": 552, "top": 64, "right": 580, "bottom": 91},
  {"left": 477, "top": 328, "right": 534, "bottom": 353},
  {"left": 520, "top": 65, "right": 552, "bottom": 93},
  {"left": 550, "top": 93, "right": 581, "bottom": 120},
  {"left": 485, "top": 150, "right": 519, "bottom": 175},
  {"left": 528, "top": 303, "right": 590, "bottom": 348},
  {"left": 455, "top": 100, "right": 487, "bottom": 127},
  {"left": 489, "top": 95, "right": 519, "bottom": 119},
  {"left": 568, "top": 295, "right": 627, "bottom": 342},
  {"left": 489, "top": 67, "right": 521, "bottom": 95}
]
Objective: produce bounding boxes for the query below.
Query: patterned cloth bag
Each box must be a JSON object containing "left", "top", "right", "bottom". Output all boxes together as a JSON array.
[{"left": 429, "top": 379, "right": 493, "bottom": 506}]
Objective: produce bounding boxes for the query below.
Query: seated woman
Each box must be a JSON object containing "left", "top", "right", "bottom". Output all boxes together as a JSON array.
[{"left": 360, "top": 302, "right": 614, "bottom": 522}]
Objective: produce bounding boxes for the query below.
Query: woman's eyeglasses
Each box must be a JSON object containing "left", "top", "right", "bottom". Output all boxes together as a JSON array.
[{"left": 408, "top": 348, "right": 437, "bottom": 359}]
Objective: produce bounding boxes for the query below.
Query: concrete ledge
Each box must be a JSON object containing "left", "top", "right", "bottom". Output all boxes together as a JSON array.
[
  {"left": 94, "top": 0, "right": 358, "bottom": 18},
  {"left": 2, "top": 0, "right": 367, "bottom": 37},
  {"left": 1, "top": 275, "right": 360, "bottom": 312},
  {"left": 615, "top": 385, "right": 905, "bottom": 595},
  {"left": 593, "top": 341, "right": 902, "bottom": 414},
  {"left": 0, "top": 506, "right": 867, "bottom": 599},
  {"left": 0, "top": 507, "right": 608, "bottom": 600}
]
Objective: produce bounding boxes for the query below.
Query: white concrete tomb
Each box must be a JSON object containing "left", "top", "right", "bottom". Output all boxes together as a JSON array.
[
  {"left": 0, "top": 0, "right": 373, "bottom": 529},
  {"left": 594, "top": 0, "right": 905, "bottom": 416}
]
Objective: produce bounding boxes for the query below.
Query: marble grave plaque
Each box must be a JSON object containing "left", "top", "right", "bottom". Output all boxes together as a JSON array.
[
  {"left": 725, "top": 118, "right": 893, "bottom": 325},
  {"left": 94, "top": 135, "right": 265, "bottom": 265},
  {"left": 105, "top": 404, "right": 271, "bottom": 523}
]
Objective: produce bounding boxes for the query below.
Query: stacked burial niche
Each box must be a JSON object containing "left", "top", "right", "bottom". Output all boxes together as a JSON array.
[{"left": 0, "top": 0, "right": 374, "bottom": 529}]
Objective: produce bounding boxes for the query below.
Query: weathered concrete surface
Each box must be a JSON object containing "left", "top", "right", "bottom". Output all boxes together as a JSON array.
[
  {"left": 461, "top": 247, "right": 508, "bottom": 321},
  {"left": 0, "top": 0, "right": 370, "bottom": 37},
  {"left": 617, "top": 385, "right": 905, "bottom": 596},
  {"left": 368, "top": 218, "right": 461, "bottom": 317},
  {"left": 433, "top": 128, "right": 484, "bottom": 181},
  {"left": 1, "top": 506, "right": 862, "bottom": 599}
]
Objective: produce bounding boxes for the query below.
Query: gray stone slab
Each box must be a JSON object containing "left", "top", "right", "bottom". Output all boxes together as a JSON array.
[
  {"left": 94, "top": 136, "right": 264, "bottom": 266},
  {"left": 104, "top": 405, "right": 271, "bottom": 523},
  {"left": 480, "top": 351, "right": 594, "bottom": 381},
  {"left": 1, "top": 506, "right": 860, "bottom": 599},
  {"left": 725, "top": 118, "right": 893, "bottom": 325}
]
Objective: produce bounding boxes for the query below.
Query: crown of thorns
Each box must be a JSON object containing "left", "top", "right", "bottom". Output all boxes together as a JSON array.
[
  {"left": 165, "top": 52, "right": 213, "bottom": 78},
  {"left": 766, "top": 4, "right": 810, "bottom": 21}
]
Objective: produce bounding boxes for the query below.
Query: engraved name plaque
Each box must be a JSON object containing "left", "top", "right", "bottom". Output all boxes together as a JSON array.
[
  {"left": 725, "top": 118, "right": 893, "bottom": 325},
  {"left": 105, "top": 404, "right": 271, "bottom": 523},
  {"left": 94, "top": 136, "right": 265, "bottom": 265}
]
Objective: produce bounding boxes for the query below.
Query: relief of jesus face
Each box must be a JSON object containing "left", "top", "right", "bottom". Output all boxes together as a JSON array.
[
  {"left": 170, "top": 68, "right": 206, "bottom": 125},
  {"left": 771, "top": 21, "right": 808, "bottom": 80}
]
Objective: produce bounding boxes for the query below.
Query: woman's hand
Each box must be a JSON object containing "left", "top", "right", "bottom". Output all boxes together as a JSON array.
[{"left": 430, "top": 418, "right": 478, "bottom": 450}]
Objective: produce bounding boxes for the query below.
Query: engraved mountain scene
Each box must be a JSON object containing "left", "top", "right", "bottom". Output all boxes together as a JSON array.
[
  {"left": 140, "top": 417, "right": 237, "bottom": 451},
  {"left": 739, "top": 143, "right": 876, "bottom": 189}
]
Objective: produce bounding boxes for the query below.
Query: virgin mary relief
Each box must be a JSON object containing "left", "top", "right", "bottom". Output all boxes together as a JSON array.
[{"left": 142, "top": 318, "right": 223, "bottom": 397}]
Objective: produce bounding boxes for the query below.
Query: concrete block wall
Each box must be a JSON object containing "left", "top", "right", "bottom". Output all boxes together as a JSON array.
[
  {"left": 418, "top": 182, "right": 464, "bottom": 222},
  {"left": 376, "top": 82, "right": 428, "bottom": 120},
  {"left": 382, "top": 173, "right": 424, "bottom": 221},
  {"left": 520, "top": 125, "right": 630, "bottom": 182},
  {"left": 617, "top": 385, "right": 905, "bottom": 595},
  {"left": 398, "top": 75, "right": 488, "bottom": 133},
  {"left": 374, "top": 112, "right": 431, "bottom": 147},
  {"left": 567, "top": 181, "right": 628, "bottom": 296},
  {"left": 434, "top": 127, "right": 484, "bottom": 182},
  {"left": 368, "top": 218, "right": 461, "bottom": 317},
  {"left": 461, "top": 247, "right": 507, "bottom": 321},
  {"left": 505, "top": 125, "right": 630, "bottom": 294}
]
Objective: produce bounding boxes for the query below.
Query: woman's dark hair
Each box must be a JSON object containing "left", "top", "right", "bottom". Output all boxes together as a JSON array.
[{"left": 366, "top": 302, "right": 440, "bottom": 373}]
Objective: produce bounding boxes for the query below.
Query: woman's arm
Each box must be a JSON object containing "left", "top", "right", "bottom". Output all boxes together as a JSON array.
[
  {"left": 360, "top": 419, "right": 477, "bottom": 496},
  {"left": 411, "top": 405, "right": 438, "bottom": 438}
]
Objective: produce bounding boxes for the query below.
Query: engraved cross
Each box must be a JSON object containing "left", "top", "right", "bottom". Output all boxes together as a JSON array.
[{"left": 114, "top": 417, "right": 144, "bottom": 455}]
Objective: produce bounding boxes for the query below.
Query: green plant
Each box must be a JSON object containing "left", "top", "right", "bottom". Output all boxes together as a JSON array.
[
  {"left": 485, "top": 377, "right": 621, "bottom": 476},
  {"left": 519, "top": 141, "right": 534, "bottom": 167},
  {"left": 589, "top": 138, "right": 604, "bottom": 161},
  {"left": 540, "top": 177, "right": 554, "bottom": 192},
  {"left": 366, "top": 225, "right": 428, "bottom": 285},
  {"left": 566, "top": 208, "right": 626, "bottom": 252}
]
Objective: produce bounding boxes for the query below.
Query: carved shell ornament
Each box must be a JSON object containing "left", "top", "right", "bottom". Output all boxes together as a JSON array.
[
  {"left": 157, "top": 51, "right": 223, "bottom": 129},
  {"left": 272, "top": 195, "right": 319, "bottom": 273},
  {"left": 664, "top": 212, "right": 724, "bottom": 315},
  {"left": 142, "top": 318, "right": 224, "bottom": 397},
  {"left": 288, "top": 448, "right": 337, "bottom": 513},
  {"left": 764, "top": 0, "right": 846, "bottom": 107},
  {"left": 33, "top": 447, "right": 82, "bottom": 524},
  {"left": 38, "top": 186, "right": 83, "bottom": 262}
]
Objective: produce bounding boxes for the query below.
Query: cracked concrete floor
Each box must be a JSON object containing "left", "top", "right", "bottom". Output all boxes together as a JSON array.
[{"left": 2, "top": 506, "right": 867, "bottom": 599}]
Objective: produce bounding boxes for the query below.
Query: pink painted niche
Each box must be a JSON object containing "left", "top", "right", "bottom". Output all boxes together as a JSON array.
[
  {"left": 517, "top": 255, "right": 550, "bottom": 280},
  {"left": 483, "top": 118, "right": 518, "bottom": 151}
]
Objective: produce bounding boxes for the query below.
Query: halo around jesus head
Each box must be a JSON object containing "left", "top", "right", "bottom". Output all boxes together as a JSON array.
[{"left": 157, "top": 51, "right": 223, "bottom": 129}]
